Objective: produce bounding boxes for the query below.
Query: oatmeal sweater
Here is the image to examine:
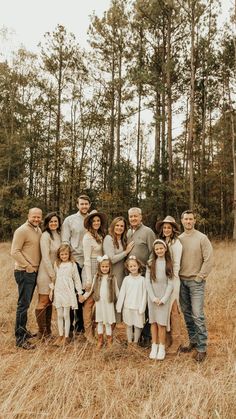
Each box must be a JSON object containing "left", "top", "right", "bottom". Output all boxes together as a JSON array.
[
  {"left": 11, "top": 221, "right": 42, "bottom": 271},
  {"left": 179, "top": 229, "right": 213, "bottom": 281}
]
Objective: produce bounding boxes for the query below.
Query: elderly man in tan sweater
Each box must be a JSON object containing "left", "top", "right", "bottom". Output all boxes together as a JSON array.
[
  {"left": 179, "top": 210, "right": 213, "bottom": 362},
  {"left": 11, "top": 208, "right": 42, "bottom": 349}
]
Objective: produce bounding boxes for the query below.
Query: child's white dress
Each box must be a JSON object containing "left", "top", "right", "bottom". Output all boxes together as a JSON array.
[
  {"left": 53, "top": 261, "right": 82, "bottom": 309},
  {"left": 95, "top": 274, "right": 119, "bottom": 324},
  {"left": 116, "top": 274, "right": 147, "bottom": 328}
]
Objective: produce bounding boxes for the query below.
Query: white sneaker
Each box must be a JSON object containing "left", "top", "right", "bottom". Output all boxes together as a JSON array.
[
  {"left": 149, "top": 343, "right": 159, "bottom": 359},
  {"left": 156, "top": 343, "right": 166, "bottom": 360}
]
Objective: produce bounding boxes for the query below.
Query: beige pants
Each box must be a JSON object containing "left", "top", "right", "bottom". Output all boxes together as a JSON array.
[{"left": 83, "top": 295, "right": 95, "bottom": 336}]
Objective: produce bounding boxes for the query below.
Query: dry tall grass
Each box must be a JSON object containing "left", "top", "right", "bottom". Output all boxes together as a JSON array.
[{"left": 0, "top": 241, "right": 235, "bottom": 419}]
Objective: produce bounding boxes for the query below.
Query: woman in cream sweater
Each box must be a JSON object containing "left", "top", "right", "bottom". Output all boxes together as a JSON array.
[
  {"left": 36, "top": 212, "right": 61, "bottom": 339},
  {"left": 81, "top": 210, "right": 107, "bottom": 342},
  {"left": 156, "top": 216, "right": 183, "bottom": 354}
]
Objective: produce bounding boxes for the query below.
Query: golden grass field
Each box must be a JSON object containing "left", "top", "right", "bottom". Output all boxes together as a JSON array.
[{"left": 0, "top": 241, "right": 235, "bottom": 419}]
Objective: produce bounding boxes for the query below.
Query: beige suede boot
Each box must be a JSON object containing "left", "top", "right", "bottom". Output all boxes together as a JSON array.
[
  {"left": 53, "top": 336, "right": 64, "bottom": 347},
  {"left": 168, "top": 310, "right": 182, "bottom": 354},
  {"left": 106, "top": 335, "right": 113, "bottom": 348}
]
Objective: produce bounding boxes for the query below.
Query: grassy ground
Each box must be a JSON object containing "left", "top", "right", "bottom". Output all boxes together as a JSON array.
[{"left": 0, "top": 241, "right": 235, "bottom": 418}]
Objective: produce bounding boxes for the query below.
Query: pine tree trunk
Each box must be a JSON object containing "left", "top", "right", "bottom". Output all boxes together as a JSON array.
[
  {"left": 166, "top": 11, "right": 173, "bottom": 183},
  {"left": 188, "top": 3, "right": 196, "bottom": 209}
]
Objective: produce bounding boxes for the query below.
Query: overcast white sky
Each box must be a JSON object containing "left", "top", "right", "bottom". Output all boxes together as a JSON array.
[
  {"left": 0, "top": 0, "right": 234, "bottom": 58},
  {"left": 0, "top": 0, "right": 233, "bottom": 140},
  {"left": 0, "top": 0, "right": 111, "bottom": 56}
]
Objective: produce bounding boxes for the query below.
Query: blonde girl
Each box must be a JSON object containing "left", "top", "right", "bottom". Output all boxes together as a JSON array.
[
  {"left": 53, "top": 244, "right": 83, "bottom": 346},
  {"left": 83, "top": 255, "right": 119, "bottom": 349},
  {"left": 146, "top": 239, "right": 174, "bottom": 360},
  {"left": 116, "top": 256, "right": 146, "bottom": 345}
]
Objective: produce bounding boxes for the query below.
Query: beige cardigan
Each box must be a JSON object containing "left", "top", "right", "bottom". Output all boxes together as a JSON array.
[{"left": 11, "top": 221, "right": 42, "bottom": 271}]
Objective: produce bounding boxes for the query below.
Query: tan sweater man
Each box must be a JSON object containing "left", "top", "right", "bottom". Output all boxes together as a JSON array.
[
  {"left": 11, "top": 208, "right": 42, "bottom": 349},
  {"left": 179, "top": 210, "right": 213, "bottom": 362}
]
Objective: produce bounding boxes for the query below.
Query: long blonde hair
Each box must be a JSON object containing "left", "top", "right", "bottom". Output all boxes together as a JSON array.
[{"left": 93, "top": 259, "right": 117, "bottom": 303}]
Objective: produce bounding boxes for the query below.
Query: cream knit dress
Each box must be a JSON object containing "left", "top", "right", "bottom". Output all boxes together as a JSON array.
[
  {"left": 37, "top": 230, "right": 61, "bottom": 294},
  {"left": 146, "top": 259, "right": 173, "bottom": 326}
]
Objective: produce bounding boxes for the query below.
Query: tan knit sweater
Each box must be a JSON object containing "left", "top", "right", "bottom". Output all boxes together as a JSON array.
[
  {"left": 11, "top": 221, "right": 42, "bottom": 271},
  {"left": 179, "top": 229, "right": 213, "bottom": 280}
]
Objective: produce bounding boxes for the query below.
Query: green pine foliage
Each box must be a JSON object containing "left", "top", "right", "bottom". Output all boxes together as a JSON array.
[{"left": 0, "top": 0, "right": 235, "bottom": 238}]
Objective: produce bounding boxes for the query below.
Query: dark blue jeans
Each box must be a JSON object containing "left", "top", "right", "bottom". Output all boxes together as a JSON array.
[
  {"left": 180, "top": 279, "right": 207, "bottom": 352},
  {"left": 14, "top": 270, "right": 37, "bottom": 344}
]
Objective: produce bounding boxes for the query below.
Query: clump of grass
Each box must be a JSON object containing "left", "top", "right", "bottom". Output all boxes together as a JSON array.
[{"left": 0, "top": 242, "right": 235, "bottom": 418}]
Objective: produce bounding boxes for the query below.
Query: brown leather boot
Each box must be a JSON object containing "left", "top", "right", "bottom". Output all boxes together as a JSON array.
[
  {"left": 97, "top": 334, "right": 104, "bottom": 349},
  {"left": 53, "top": 336, "right": 64, "bottom": 347},
  {"left": 45, "top": 304, "right": 53, "bottom": 337},
  {"left": 35, "top": 308, "right": 47, "bottom": 339},
  {"left": 63, "top": 337, "right": 71, "bottom": 346},
  {"left": 107, "top": 335, "right": 113, "bottom": 348},
  {"left": 168, "top": 309, "right": 182, "bottom": 354}
]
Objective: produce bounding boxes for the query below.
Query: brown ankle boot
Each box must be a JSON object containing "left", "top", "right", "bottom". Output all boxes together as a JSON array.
[
  {"left": 45, "top": 304, "right": 53, "bottom": 337},
  {"left": 53, "top": 336, "right": 64, "bottom": 347},
  {"left": 107, "top": 335, "right": 113, "bottom": 348},
  {"left": 63, "top": 337, "right": 71, "bottom": 346},
  {"left": 35, "top": 308, "right": 47, "bottom": 339},
  {"left": 97, "top": 334, "right": 104, "bottom": 349},
  {"left": 84, "top": 330, "right": 96, "bottom": 344}
]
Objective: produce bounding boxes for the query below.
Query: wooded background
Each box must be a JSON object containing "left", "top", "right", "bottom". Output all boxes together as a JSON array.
[{"left": 0, "top": 0, "right": 236, "bottom": 239}]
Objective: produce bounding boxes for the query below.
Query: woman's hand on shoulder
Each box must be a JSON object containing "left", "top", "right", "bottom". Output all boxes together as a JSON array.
[{"left": 125, "top": 241, "right": 135, "bottom": 255}]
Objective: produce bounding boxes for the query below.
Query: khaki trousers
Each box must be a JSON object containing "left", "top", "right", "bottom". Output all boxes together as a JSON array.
[{"left": 83, "top": 295, "right": 95, "bottom": 337}]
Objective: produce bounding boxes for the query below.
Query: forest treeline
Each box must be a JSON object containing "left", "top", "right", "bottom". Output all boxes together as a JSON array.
[{"left": 0, "top": 0, "right": 236, "bottom": 239}]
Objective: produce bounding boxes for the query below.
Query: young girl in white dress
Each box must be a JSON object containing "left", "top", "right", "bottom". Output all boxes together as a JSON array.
[
  {"left": 116, "top": 256, "right": 146, "bottom": 345},
  {"left": 52, "top": 244, "right": 83, "bottom": 346},
  {"left": 82, "top": 255, "right": 119, "bottom": 349},
  {"left": 146, "top": 239, "right": 174, "bottom": 360}
]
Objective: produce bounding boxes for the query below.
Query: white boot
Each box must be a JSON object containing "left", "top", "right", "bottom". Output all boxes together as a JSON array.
[
  {"left": 156, "top": 343, "right": 166, "bottom": 360},
  {"left": 149, "top": 343, "right": 159, "bottom": 359}
]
